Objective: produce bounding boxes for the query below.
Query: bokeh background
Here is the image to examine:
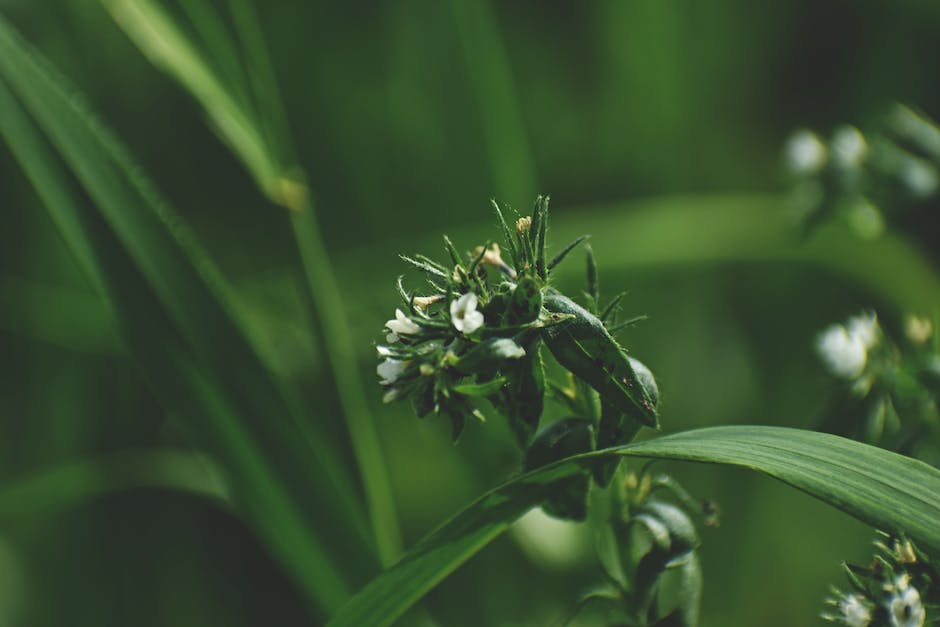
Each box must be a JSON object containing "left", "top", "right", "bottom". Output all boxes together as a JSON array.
[{"left": 1, "top": 1, "right": 940, "bottom": 625}]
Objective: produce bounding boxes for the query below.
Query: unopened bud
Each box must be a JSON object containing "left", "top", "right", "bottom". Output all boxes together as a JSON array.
[
  {"left": 413, "top": 294, "right": 444, "bottom": 309},
  {"left": 516, "top": 216, "right": 532, "bottom": 234}
]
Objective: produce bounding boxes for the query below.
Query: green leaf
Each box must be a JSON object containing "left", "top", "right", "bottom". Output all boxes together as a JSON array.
[
  {"left": 542, "top": 289, "right": 658, "bottom": 427},
  {"left": 523, "top": 418, "right": 593, "bottom": 521},
  {"left": 453, "top": 377, "right": 506, "bottom": 397},
  {"left": 326, "top": 426, "right": 940, "bottom": 627},
  {"left": 0, "top": 16, "right": 372, "bottom": 613}
]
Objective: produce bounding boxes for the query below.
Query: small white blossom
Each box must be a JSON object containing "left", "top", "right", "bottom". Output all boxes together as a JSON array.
[
  {"left": 377, "top": 358, "right": 408, "bottom": 385},
  {"left": 847, "top": 312, "right": 879, "bottom": 350},
  {"left": 832, "top": 126, "right": 868, "bottom": 168},
  {"left": 385, "top": 308, "right": 421, "bottom": 342},
  {"left": 838, "top": 594, "right": 872, "bottom": 627},
  {"left": 376, "top": 345, "right": 393, "bottom": 357},
  {"left": 902, "top": 160, "right": 939, "bottom": 199},
  {"left": 786, "top": 129, "right": 828, "bottom": 174},
  {"left": 817, "top": 324, "right": 867, "bottom": 379},
  {"left": 888, "top": 584, "right": 925, "bottom": 627},
  {"left": 451, "top": 292, "right": 484, "bottom": 334}
]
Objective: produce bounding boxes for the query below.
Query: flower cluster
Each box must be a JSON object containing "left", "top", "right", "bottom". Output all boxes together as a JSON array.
[
  {"left": 817, "top": 312, "right": 881, "bottom": 381},
  {"left": 824, "top": 534, "right": 937, "bottom": 627},
  {"left": 375, "top": 197, "right": 659, "bottom": 486},
  {"left": 816, "top": 311, "right": 940, "bottom": 457},
  {"left": 784, "top": 105, "right": 940, "bottom": 239}
]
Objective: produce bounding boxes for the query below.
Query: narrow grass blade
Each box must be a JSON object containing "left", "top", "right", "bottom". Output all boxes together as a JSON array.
[
  {"left": 327, "top": 426, "right": 940, "bottom": 627},
  {"left": 101, "top": 0, "right": 404, "bottom": 563},
  {"left": 449, "top": 0, "right": 537, "bottom": 204},
  {"left": 0, "top": 18, "right": 374, "bottom": 612}
]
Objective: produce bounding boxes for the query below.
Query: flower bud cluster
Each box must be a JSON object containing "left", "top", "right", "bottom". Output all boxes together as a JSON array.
[
  {"left": 823, "top": 534, "right": 936, "bottom": 627},
  {"left": 578, "top": 466, "right": 715, "bottom": 626},
  {"left": 784, "top": 105, "right": 940, "bottom": 239},
  {"left": 816, "top": 311, "right": 940, "bottom": 458}
]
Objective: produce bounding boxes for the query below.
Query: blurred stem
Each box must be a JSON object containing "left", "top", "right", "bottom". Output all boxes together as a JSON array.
[
  {"left": 449, "top": 0, "right": 537, "bottom": 205},
  {"left": 291, "top": 199, "right": 403, "bottom": 565}
]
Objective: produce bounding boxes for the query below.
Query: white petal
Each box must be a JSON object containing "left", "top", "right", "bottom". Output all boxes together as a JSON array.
[
  {"left": 377, "top": 358, "right": 407, "bottom": 385},
  {"left": 839, "top": 594, "right": 871, "bottom": 627},
  {"left": 451, "top": 292, "right": 483, "bottom": 334},
  {"left": 832, "top": 126, "right": 868, "bottom": 168},
  {"left": 386, "top": 308, "right": 421, "bottom": 335},
  {"left": 785, "top": 129, "right": 827, "bottom": 174},
  {"left": 816, "top": 325, "right": 867, "bottom": 379},
  {"left": 461, "top": 310, "right": 484, "bottom": 334},
  {"left": 847, "top": 312, "right": 879, "bottom": 349}
]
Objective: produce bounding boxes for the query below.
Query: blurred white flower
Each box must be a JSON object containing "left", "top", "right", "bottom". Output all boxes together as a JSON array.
[
  {"left": 847, "top": 312, "right": 879, "bottom": 349},
  {"left": 385, "top": 308, "right": 421, "bottom": 342},
  {"left": 817, "top": 324, "right": 868, "bottom": 379},
  {"left": 451, "top": 292, "right": 484, "bottom": 334},
  {"left": 832, "top": 126, "right": 868, "bottom": 168},
  {"left": 377, "top": 358, "right": 408, "bottom": 385},
  {"left": 902, "top": 160, "right": 939, "bottom": 199},
  {"left": 785, "top": 129, "right": 828, "bottom": 174},
  {"left": 888, "top": 584, "right": 925, "bottom": 627},
  {"left": 838, "top": 594, "right": 872, "bottom": 627}
]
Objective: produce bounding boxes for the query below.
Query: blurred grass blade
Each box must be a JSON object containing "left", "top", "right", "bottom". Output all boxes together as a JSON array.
[
  {"left": 0, "top": 16, "right": 376, "bottom": 613},
  {"left": 102, "top": 0, "right": 403, "bottom": 564},
  {"left": 327, "top": 426, "right": 940, "bottom": 627},
  {"left": 0, "top": 450, "right": 228, "bottom": 520},
  {"left": 449, "top": 0, "right": 537, "bottom": 204},
  {"left": 103, "top": 0, "right": 281, "bottom": 200}
]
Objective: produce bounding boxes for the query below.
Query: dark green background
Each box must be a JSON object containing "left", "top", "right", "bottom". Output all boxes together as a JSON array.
[{"left": 1, "top": 1, "right": 939, "bottom": 625}]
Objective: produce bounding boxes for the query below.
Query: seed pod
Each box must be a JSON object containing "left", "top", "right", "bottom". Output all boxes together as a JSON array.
[
  {"left": 523, "top": 417, "right": 594, "bottom": 520},
  {"left": 504, "top": 276, "right": 542, "bottom": 326},
  {"left": 541, "top": 289, "right": 658, "bottom": 428}
]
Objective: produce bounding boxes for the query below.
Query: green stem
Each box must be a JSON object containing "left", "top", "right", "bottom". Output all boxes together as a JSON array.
[{"left": 291, "top": 202, "right": 403, "bottom": 566}]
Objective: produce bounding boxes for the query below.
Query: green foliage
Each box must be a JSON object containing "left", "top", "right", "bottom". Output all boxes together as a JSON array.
[
  {"left": 3, "top": 2, "right": 940, "bottom": 626},
  {"left": 328, "top": 426, "right": 940, "bottom": 627}
]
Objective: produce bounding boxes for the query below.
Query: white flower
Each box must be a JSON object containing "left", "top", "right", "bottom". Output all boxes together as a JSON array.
[
  {"left": 902, "top": 160, "right": 939, "bottom": 199},
  {"left": 817, "top": 324, "right": 867, "bottom": 379},
  {"left": 847, "top": 312, "right": 879, "bottom": 350},
  {"left": 450, "top": 292, "right": 484, "bottom": 334},
  {"left": 377, "top": 358, "right": 408, "bottom": 385},
  {"left": 832, "top": 126, "right": 868, "bottom": 168},
  {"left": 888, "top": 584, "right": 925, "bottom": 627},
  {"left": 385, "top": 308, "right": 421, "bottom": 343},
  {"left": 785, "top": 129, "right": 827, "bottom": 174},
  {"left": 838, "top": 594, "right": 872, "bottom": 627}
]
